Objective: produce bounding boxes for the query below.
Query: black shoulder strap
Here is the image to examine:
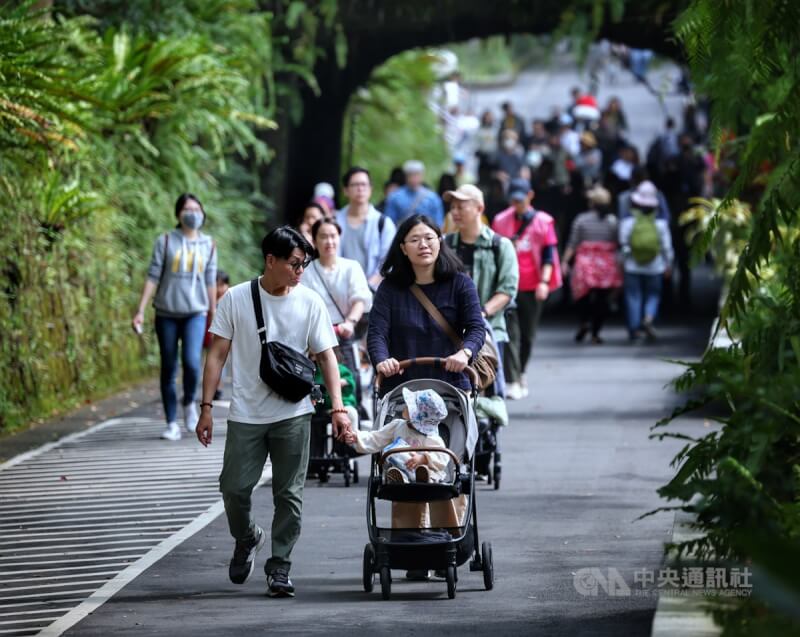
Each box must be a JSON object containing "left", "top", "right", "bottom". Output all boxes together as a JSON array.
[
  {"left": 511, "top": 212, "right": 535, "bottom": 242},
  {"left": 312, "top": 261, "right": 347, "bottom": 322},
  {"left": 378, "top": 213, "right": 386, "bottom": 237},
  {"left": 445, "top": 232, "right": 458, "bottom": 249},
  {"left": 250, "top": 278, "right": 267, "bottom": 346},
  {"left": 489, "top": 232, "right": 503, "bottom": 293}
]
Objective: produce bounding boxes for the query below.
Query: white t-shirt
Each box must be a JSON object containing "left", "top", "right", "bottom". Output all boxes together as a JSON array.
[
  {"left": 210, "top": 279, "right": 337, "bottom": 424},
  {"left": 300, "top": 258, "right": 372, "bottom": 324}
]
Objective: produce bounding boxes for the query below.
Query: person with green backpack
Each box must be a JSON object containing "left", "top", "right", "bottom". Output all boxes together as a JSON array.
[{"left": 619, "top": 181, "right": 674, "bottom": 342}]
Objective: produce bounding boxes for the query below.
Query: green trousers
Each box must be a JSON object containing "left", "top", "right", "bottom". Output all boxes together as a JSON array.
[{"left": 219, "top": 414, "right": 311, "bottom": 574}]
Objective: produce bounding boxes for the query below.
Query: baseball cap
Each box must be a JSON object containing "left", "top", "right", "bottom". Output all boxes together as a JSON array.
[
  {"left": 443, "top": 184, "right": 484, "bottom": 206},
  {"left": 509, "top": 177, "right": 532, "bottom": 201},
  {"left": 402, "top": 159, "right": 425, "bottom": 174}
]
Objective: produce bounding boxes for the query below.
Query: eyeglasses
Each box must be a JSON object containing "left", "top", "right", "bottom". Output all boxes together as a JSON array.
[
  {"left": 403, "top": 234, "right": 440, "bottom": 247},
  {"left": 287, "top": 257, "right": 312, "bottom": 273},
  {"left": 347, "top": 181, "right": 371, "bottom": 189}
]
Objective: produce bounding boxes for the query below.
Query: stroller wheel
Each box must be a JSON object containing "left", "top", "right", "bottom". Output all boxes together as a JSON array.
[
  {"left": 362, "top": 544, "right": 375, "bottom": 592},
  {"left": 318, "top": 469, "right": 329, "bottom": 483},
  {"left": 446, "top": 565, "right": 457, "bottom": 599},
  {"left": 482, "top": 542, "right": 494, "bottom": 590},
  {"left": 380, "top": 566, "right": 391, "bottom": 600},
  {"left": 343, "top": 465, "right": 351, "bottom": 487},
  {"left": 353, "top": 460, "right": 359, "bottom": 484},
  {"left": 493, "top": 465, "right": 501, "bottom": 491}
]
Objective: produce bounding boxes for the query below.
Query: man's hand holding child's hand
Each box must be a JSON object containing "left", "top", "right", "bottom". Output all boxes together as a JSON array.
[{"left": 342, "top": 429, "right": 357, "bottom": 445}]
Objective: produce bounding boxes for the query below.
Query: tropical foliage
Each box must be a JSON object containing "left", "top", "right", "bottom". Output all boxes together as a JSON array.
[
  {"left": 652, "top": 0, "right": 800, "bottom": 633},
  {"left": 0, "top": 0, "right": 331, "bottom": 432}
]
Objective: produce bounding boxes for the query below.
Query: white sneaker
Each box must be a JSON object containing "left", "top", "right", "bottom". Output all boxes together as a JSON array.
[
  {"left": 183, "top": 402, "right": 199, "bottom": 433},
  {"left": 506, "top": 382, "right": 524, "bottom": 400},
  {"left": 161, "top": 422, "right": 181, "bottom": 441},
  {"left": 519, "top": 374, "right": 530, "bottom": 398}
]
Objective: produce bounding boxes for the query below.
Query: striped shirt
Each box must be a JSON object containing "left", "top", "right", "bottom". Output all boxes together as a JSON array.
[{"left": 566, "top": 210, "right": 619, "bottom": 250}]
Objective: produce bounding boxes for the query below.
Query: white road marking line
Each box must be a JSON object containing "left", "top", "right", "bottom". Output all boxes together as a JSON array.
[
  {"left": 0, "top": 581, "right": 110, "bottom": 594},
  {"left": 0, "top": 491, "right": 216, "bottom": 508},
  {"left": 1, "top": 502, "right": 218, "bottom": 523},
  {"left": 0, "top": 512, "right": 197, "bottom": 529},
  {"left": 40, "top": 467, "right": 271, "bottom": 637},
  {"left": 1, "top": 571, "right": 121, "bottom": 585},
  {"left": 0, "top": 519, "right": 191, "bottom": 533},
  {"left": 0, "top": 617, "right": 60, "bottom": 626},
  {"left": 0, "top": 561, "right": 137, "bottom": 576},
  {"left": 0, "top": 548, "right": 155, "bottom": 563},
  {"left": 0, "top": 589, "right": 98, "bottom": 602},
  {"left": 0, "top": 600, "right": 83, "bottom": 611},
  {"left": 0, "top": 538, "right": 166, "bottom": 552},
  {"left": 0, "top": 609, "right": 69, "bottom": 618},
  {"left": 0, "top": 531, "right": 173, "bottom": 543},
  {"left": 0, "top": 419, "right": 150, "bottom": 472},
  {"left": 1, "top": 484, "right": 219, "bottom": 498}
]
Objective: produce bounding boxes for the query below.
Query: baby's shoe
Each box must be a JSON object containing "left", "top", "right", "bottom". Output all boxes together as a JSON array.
[
  {"left": 415, "top": 465, "right": 430, "bottom": 483},
  {"left": 385, "top": 467, "right": 408, "bottom": 483}
]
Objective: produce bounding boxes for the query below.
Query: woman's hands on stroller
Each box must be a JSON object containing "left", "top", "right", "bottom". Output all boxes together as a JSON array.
[{"left": 376, "top": 357, "right": 403, "bottom": 377}]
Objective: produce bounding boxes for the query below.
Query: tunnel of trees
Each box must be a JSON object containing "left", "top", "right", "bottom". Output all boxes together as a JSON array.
[{"left": 270, "top": 0, "right": 684, "bottom": 217}]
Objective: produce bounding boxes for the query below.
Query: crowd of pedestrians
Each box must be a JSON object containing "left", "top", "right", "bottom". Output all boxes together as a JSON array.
[{"left": 128, "top": 78, "right": 714, "bottom": 599}]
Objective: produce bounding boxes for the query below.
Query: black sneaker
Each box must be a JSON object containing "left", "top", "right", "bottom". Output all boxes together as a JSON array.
[
  {"left": 213, "top": 389, "right": 223, "bottom": 401},
  {"left": 267, "top": 568, "right": 295, "bottom": 597},
  {"left": 229, "top": 526, "right": 265, "bottom": 584}
]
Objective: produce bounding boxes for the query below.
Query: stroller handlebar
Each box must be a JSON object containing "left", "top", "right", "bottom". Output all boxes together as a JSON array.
[
  {"left": 374, "top": 357, "right": 479, "bottom": 392},
  {"left": 379, "top": 445, "right": 462, "bottom": 468}
]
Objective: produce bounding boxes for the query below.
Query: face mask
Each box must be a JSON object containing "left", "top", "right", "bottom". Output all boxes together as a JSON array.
[
  {"left": 503, "top": 139, "right": 516, "bottom": 151},
  {"left": 181, "top": 211, "right": 203, "bottom": 229}
]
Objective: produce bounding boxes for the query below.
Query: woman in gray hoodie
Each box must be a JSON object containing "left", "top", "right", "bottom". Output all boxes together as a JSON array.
[{"left": 132, "top": 194, "right": 218, "bottom": 441}]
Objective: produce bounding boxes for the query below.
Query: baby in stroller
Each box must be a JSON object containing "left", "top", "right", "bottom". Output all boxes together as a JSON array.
[{"left": 344, "top": 388, "right": 460, "bottom": 529}]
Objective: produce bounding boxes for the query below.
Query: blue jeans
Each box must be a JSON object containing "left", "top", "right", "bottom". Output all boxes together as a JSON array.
[
  {"left": 623, "top": 272, "right": 662, "bottom": 335},
  {"left": 155, "top": 314, "right": 207, "bottom": 423}
]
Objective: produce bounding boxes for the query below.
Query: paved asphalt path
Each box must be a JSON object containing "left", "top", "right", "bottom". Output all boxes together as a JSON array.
[{"left": 63, "top": 314, "right": 712, "bottom": 637}]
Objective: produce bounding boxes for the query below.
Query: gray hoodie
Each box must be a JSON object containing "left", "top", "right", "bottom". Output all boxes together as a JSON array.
[{"left": 147, "top": 229, "right": 217, "bottom": 317}]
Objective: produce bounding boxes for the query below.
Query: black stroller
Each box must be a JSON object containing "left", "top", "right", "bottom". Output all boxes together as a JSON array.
[
  {"left": 474, "top": 416, "right": 502, "bottom": 489},
  {"left": 308, "top": 396, "right": 360, "bottom": 487},
  {"left": 362, "top": 358, "right": 494, "bottom": 599}
]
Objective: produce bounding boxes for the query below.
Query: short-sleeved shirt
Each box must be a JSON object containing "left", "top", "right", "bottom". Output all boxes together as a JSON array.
[
  {"left": 492, "top": 208, "right": 560, "bottom": 291},
  {"left": 210, "top": 279, "right": 337, "bottom": 424},
  {"left": 300, "top": 258, "right": 373, "bottom": 324},
  {"left": 339, "top": 222, "right": 369, "bottom": 275}
]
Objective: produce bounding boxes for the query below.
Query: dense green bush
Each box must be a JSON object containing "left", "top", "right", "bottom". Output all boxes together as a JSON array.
[
  {"left": 652, "top": 0, "right": 800, "bottom": 633},
  {"left": 0, "top": 1, "right": 311, "bottom": 431}
]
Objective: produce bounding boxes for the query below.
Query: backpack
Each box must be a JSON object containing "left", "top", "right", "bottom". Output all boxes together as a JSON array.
[{"left": 629, "top": 210, "right": 661, "bottom": 264}]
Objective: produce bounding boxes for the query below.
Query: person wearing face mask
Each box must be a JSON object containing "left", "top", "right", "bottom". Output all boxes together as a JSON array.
[{"left": 132, "top": 193, "right": 218, "bottom": 441}]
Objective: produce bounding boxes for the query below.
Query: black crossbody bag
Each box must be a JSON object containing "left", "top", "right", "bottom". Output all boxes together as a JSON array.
[{"left": 250, "top": 278, "right": 315, "bottom": 402}]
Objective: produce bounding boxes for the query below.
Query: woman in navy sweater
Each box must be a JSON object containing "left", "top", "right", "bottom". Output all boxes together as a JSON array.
[{"left": 368, "top": 214, "right": 485, "bottom": 395}]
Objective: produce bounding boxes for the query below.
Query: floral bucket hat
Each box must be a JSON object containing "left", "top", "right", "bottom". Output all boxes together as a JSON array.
[{"left": 402, "top": 388, "right": 448, "bottom": 436}]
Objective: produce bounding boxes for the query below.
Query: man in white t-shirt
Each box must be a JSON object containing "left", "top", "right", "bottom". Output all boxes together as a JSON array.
[{"left": 196, "top": 226, "right": 351, "bottom": 598}]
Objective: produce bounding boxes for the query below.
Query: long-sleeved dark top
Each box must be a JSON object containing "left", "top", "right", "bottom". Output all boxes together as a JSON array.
[{"left": 367, "top": 272, "right": 485, "bottom": 394}]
